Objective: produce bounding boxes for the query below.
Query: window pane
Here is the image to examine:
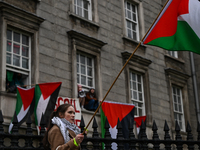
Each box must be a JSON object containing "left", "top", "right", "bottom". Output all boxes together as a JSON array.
[
  {"left": 127, "top": 10, "right": 131, "bottom": 19},
  {"left": 139, "top": 93, "right": 142, "bottom": 101},
  {"left": 132, "top": 23, "right": 136, "bottom": 31},
  {"left": 77, "top": 64, "right": 79, "bottom": 73},
  {"left": 87, "top": 67, "right": 92, "bottom": 76},
  {"left": 83, "top": 0, "right": 88, "bottom": 9},
  {"left": 77, "top": 54, "right": 79, "bottom": 62},
  {"left": 88, "top": 78, "right": 92, "bottom": 86},
  {"left": 127, "top": 20, "right": 131, "bottom": 28},
  {"left": 84, "top": 10, "right": 88, "bottom": 19},
  {"left": 77, "top": 74, "right": 80, "bottom": 83},
  {"left": 13, "top": 44, "right": 20, "bottom": 54},
  {"left": 81, "top": 75, "right": 86, "bottom": 85},
  {"left": 22, "top": 35, "right": 29, "bottom": 46},
  {"left": 130, "top": 81, "right": 132, "bottom": 89},
  {"left": 127, "top": 2, "right": 130, "bottom": 9},
  {"left": 7, "top": 30, "right": 12, "bottom": 40},
  {"left": 14, "top": 32, "right": 20, "bottom": 43},
  {"left": 78, "top": 7, "right": 82, "bottom": 16},
  {"left": 13, "top": 55, "right": 20, "bottom": 66},
  {"left": 132, "top": 4, "right": 136, "bottom": 12},
  {"left": 7, "top": 41, "right": 11, "bottom": 52},
  {"left": 138, "top": 83, "right": 141, "bottom": 91},
  {"left": 77, "top": 0, "right": 81, "bottom": 6},
  {"left": 22, "top": 58, "right": 28, "bottom": 69},
  {"left": 6, "top": 53, "right": 11, "bottom": 64},
  {"left": 132, "top": 13, "right": 136, "bottom": 21},
  {"left": 127, "top": 29, "right": 132, "bottom": 38},
  {"left": 133, "top": 82, "right": 136, "bottom": 90},
  {"left": 87, "top": 57, "right": 92, "bottom": 66},
  {"left": 139, "top": 108, "right": 143, "bottom": 116},
  {"left": 80, "top": 55, "right": 85, "bottom": 64},
  {"left": 22, "top": 46, "right": 29, "bottom": 57},
  {"left": 179, "top": 104, "right": 182, "bottom": 112},
  {"left": 133, "top": 91, "right": 137, "bottom": 99},
  {"left": 174, "top": 104, "right": 178, "bottom": 111},
  {"left": 133, "top": 32, "right": 137, "bottom": 40},
  {"left": 132, "top": 73, "right": 136, "bottom": 81},
  {"left": 81, "top": 65, "right": 86, "bottom": 74}
]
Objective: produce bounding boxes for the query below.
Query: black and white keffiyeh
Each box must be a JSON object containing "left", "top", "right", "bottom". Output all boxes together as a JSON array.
[{"left": 52, "top": 117, "right": 81, "bottom": 143}]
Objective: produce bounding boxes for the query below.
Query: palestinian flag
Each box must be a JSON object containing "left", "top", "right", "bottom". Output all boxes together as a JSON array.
[
  {"left": 134, "top": 116, "right": 146, "bottom": 134},
  {"left": 142, "top": 0, "right": 200, "bottom": 54},
  {"left": 101, "top": 101, "right": 135, "bottom": 150},
  {"left": 34, "top": 82, "right": 62, "bottom": 128},
  {"left": 9, "top": 86, "right": 35, "bottom": 133}
]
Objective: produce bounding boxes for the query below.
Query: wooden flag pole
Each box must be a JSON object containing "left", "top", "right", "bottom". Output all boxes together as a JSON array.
[{"left": 82, "top": 0, "right": 170, "bottom": 134}]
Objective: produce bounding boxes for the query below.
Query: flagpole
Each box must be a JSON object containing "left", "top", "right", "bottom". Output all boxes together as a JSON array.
[{"left": 82, "top": 0, "right": 170, "bottom": 134}]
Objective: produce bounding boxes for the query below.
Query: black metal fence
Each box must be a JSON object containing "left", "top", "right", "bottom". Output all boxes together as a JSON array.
[{"left": 0, "top": 109, "right": 200, "bottom": 150}]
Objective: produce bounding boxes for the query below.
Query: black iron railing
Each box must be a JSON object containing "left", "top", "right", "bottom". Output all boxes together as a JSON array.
[{"left": 0, "top": 110, "right": 200, "bottom": 150}]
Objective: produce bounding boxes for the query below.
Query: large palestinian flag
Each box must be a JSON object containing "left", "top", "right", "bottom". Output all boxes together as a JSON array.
[
  {"left": 9, "top": 86, "right": 35, "bottom": 133},
  {"left": 34, "top": 82, "right": 62, "bottom": 127},
  {"left": 101, "top": 101, "right": 135, "bottom": 150},
  {"left": 142, "top": 0, "right": 200, "bottom": 54}
]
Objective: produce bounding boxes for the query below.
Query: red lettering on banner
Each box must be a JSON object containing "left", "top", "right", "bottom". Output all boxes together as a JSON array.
[{"left": 75, "top": 120, "right": 81, "bottom": 127}]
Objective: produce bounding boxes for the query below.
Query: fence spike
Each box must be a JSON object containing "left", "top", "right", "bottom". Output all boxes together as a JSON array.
[
  {"left": 104, "top": 117, "right": 111, "bottom": 138},
  {"left": 117, "top": 118, "right": 123, "bottom": 139},
  {"left": 139, "top": 119, "right": 147, "bottom": 140},
  {"left": 164, "top": 120, "right": 171, "bottom": 140},
  {"left": 152, "top": 120, "right": 159, "bottom": 140},
  {"left": 80, "top": 115, "right": 85, "bottom": 133},
  {"left": 117, "top": 118, "right": 124, "bottom": 149},
  {"left": 80, "top": 115, "right": 87, "bottom": 150},
  {"left": 40, "top": 113, "right": 46, "bottom": 135},
  {"left": 129, "top": 118, "right": 135, "bottom": 139},
  {"left": 186, "top": 121, "right": 193, "bottom": 141},
  {"left": 175, "top": 120, "right": 182, "bottom": 140},
  {"left": 12, "top": 112, "right": 19, "bottom": 134},
  {"left": 197, "top": 121, "right": 200, "bottom": 140},
  {"left": 26, "top": 111, "right": 33, "bottom": 135},
  {"left": 92, "top": 117, "right": 99, "bottom": 137}
]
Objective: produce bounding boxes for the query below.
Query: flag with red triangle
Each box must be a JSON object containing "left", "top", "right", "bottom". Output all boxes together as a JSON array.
[
  {"left": 134, "top": 116, "right": 146, "bottom": 134},
  {"left": 101, "top": 101, "right": 135, "bottom": 150},
  {"left": 9, "top": 86, "right": 35, "bottom": 133},
  {"left": 142, "top": 0, "right": 200, "bottom": 54},
  {"left": 34, "top": 82, "right": 62, "bottom": 128}
]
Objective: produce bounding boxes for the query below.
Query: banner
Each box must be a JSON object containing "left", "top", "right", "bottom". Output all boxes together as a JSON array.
[{"left": 55, "top": 97, "right": 81, "bottom": 127}]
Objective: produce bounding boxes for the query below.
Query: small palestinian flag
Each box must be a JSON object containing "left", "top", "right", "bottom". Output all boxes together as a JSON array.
[
  {"left": 34, "top": 82, "right": 62, "bottom": 128},
  {"left": 134, "top": 116, "right": 146, "bottom": 134},
  {"left": 101, "top": 101, "right": 135, "bottom": 150},
  {"left": 9, "top": 86, "right": 35, "bottom": 133}
]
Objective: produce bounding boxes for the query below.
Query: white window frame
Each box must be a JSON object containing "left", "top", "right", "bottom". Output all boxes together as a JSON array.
[
  {"left": 129, "top": 71, "right": 145, "bottom": 117},
  {"left": 74, "top": 0, "right": 92, "bottom": 21},
  {"left": 76, "top": 52, "right": 95, "bottom": 89},
  {"left": 124, "top": 1, "right": 140, "bottom": 41},
  {"left": 6, "top": 28, "right": 31, "bottom": 86},
  {"left": 172, "top": 86, "right": 185, "bottom": 131},
  {"left": 168, "top": 51, "right": 178, "bottom": 58}
]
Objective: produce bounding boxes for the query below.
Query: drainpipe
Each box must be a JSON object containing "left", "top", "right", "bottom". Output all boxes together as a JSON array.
[{"left": 190, "top": 52, "right": 200, "bottom": 123}]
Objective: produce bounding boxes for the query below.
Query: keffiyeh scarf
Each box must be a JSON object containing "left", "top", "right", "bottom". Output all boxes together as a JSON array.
[{"left": 52, "top": 117, "right": 80, "bottom": 143}]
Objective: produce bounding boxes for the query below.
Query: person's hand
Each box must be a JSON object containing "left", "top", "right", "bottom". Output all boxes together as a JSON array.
[{"left": 75, "top": 134, "right": 84, "bottom": 144}]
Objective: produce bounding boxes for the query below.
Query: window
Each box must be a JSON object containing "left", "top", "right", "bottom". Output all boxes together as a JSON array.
[
  {"left": 165, "top": 68, "right": 190, "bottom": 133},
  {"left": 172, "top": 86, "right": 185, "bottom": 131},
  {"left": 124, "top": 1, "right": 139, "bottom": 40},
  {"left": 130, "top": 71, "right": 145, "bottom": 116},
  {"left": 122, "top": 52, "right": 152, "bottom": 124},
  {"left": 74, "top": 0, "right": 92, "bottom": 20},
  {"left": 76, "top": 53, "right": 94, "bottom": 88},
  {"left": 168, "top": 51, "right": 178, "bottom": 58},
  {"left": 67, "top": 30, "right": 106, "bottom": 98},
  {"left": 6, "top": 30, "right": 30, "bottom": 70},
  {"left": 0, "top": 2, "right": 44, "bottom": 92},
  {"left": 6, "top": 29, "right": 31, "bottom": 92}
]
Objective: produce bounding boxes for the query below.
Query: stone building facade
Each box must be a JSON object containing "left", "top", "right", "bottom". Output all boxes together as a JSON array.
[{"left": 0, "top": 0, "right": 199, "bottom": 140}]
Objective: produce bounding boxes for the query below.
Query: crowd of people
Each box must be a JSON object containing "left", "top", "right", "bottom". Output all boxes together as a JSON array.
[{"left": 77, "top": 85, "right": 99, "bottom": 111}]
